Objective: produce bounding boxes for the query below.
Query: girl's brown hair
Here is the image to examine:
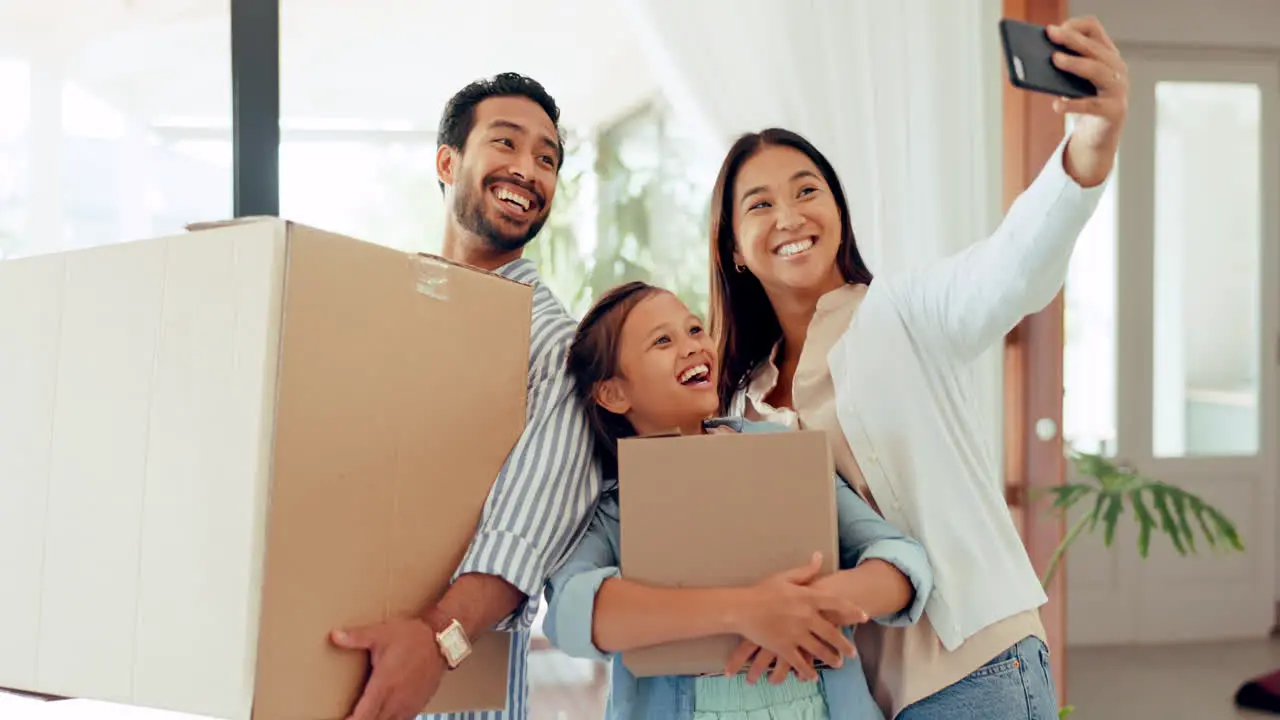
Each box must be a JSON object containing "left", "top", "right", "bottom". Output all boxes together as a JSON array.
[
  {"left": 707, "top": 128, "right": 874, "bottom": 413},
  {"left": 566, "top": 280, "right": 666, "bottom": 478}
]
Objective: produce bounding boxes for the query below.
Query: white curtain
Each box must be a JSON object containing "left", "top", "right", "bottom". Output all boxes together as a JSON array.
[
  {"left": 618, "top": 0, "right": 1004, "bottom": 275},
  {"left": 620, "top": 0, "right": 1009, "bottom": 475}
]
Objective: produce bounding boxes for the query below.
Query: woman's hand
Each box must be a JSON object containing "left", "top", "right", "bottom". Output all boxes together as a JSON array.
[
  {"left": 1047, "top": 16, "right": 1129, "bottom": 187},
  {"left": 810, "top": 573, "right": 873, "bottom": 626},
  {"left": 726, "top": 553, "right": 861, "bottom": 680},
  {"left": 724, "top": 574, "right": 870, "bottom": 685},
  {"left": 726, "top": 646, "right": 799, "bottom": 686}
]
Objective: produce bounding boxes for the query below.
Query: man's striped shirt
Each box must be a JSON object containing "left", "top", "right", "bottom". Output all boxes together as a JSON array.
[{"left": 421, "top": 257, "right": 601, "bottom": 720}]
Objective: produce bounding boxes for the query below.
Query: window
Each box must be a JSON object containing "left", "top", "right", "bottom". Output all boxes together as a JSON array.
[
  {"left": 0, "top": 3, "right": 721, "bottom": 716},
  {"left": 0, "top": 4, "right": 233, "bottom": 260},
  {"left": 1150, "top": 81, "right": 1262, "bottom": 458},
  {"left": 526, "top": 102, "right": 718, "bottom": 319},
  {"left": 1062, "top": 159, "right": 1119, "bottom": 457},
  {"left": 272, "top": 7, "right": 715, "bottom": 717}
]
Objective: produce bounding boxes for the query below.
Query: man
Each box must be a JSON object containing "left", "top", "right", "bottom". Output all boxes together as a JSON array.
[{"left": 330, "top": 73, "right": 602, "bottom": 720}]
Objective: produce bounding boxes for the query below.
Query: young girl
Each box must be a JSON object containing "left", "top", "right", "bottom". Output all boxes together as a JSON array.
[{"left": 542, "top": 281, "right": 933, "bottom": 720}]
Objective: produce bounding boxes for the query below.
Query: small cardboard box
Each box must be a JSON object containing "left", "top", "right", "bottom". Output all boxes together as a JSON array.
[
  {"left": 617, "top": 429, "right": 839, "bottom": 677},
  {"left": 0, "top": 219, "right": 526, "bottom": 719}
]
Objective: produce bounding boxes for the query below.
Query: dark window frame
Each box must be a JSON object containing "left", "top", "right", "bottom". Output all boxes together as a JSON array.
[{"left": 230, "top": 0, "right": 280, "bottom": 217}]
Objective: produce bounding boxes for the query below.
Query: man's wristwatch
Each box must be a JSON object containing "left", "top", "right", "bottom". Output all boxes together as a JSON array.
[{"left": 422, "top": 606, "right": 473, "bottom": 670}]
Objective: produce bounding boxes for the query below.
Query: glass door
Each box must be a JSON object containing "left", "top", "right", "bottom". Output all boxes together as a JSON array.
[{"left": 1064, "top": 51, "right": 1279, "bottom": 645}]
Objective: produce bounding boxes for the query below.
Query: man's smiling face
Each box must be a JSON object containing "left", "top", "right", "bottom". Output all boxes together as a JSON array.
[{"left": 446, "top": 95, "right": 561, "bottom": 253}]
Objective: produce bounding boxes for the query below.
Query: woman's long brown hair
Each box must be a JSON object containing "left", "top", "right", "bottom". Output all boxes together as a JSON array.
[{"left": 707, "top": 128, "right": 874, "bottom": 413}]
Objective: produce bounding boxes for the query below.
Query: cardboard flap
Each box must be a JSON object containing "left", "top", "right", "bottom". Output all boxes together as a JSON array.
[
  {"left": 412, "top": 252, "right": 531, "bottom": 288},
  {"left": 184, "top": 216, "right": 281, "bottom": 232}
]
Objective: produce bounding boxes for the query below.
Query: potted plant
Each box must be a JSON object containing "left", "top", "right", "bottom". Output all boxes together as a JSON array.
[{"left": 1043, "top": 450, "right": 1244, "bottom": 719}]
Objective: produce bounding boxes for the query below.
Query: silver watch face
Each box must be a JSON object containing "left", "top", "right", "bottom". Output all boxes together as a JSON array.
[{"left": 438, "top": 624, "right": 470, "bottom": 665}]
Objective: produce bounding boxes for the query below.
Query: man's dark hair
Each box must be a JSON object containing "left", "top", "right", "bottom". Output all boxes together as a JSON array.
[{"left": 436, "top": 72, "right": 564, "bottom": 192}]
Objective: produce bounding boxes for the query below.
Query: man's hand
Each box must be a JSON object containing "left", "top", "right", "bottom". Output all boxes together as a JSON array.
[
  {"left": 331, "top": 617, "right": 445, "bottom": 720},
  {"left": 1047, "top": 15, "right": 1129, "bottom": 188}
]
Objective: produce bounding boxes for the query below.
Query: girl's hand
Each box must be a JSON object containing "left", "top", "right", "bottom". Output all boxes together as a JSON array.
[{"left": 727, "top": 553, "right": 860, "bottom": 678}]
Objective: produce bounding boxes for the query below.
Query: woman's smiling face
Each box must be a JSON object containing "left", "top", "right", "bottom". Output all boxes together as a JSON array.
[{"left": 731, "top": 144, "right": 845, "bottom": 297}]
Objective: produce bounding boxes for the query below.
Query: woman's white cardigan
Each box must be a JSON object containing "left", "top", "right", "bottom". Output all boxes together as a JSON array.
[{"left": 734, "top": 137, "right": 1107, "bottom": 651}]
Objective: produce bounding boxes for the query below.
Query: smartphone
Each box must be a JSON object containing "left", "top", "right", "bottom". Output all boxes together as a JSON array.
[{"left": 999, "top": 18, "right": 1097, "bottom": 99}]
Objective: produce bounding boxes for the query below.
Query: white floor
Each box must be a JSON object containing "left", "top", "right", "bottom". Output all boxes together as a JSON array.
[
  {"left": 1068, "top": 637, "right": 1280, "bottom": 719},
  {"left": 7, "top": 638, "right": 1280, "bottom": 719}
]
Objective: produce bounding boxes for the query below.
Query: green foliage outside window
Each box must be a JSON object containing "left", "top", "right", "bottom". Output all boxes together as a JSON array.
[{"left": 527, "top": 102, "right": 714, "bottom": 319}]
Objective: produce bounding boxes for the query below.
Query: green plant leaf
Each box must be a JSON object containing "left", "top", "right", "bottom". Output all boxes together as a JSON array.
[
  {"left": 1045, "top": 449, "right": 1245, "bottom": 592},
  {"left": 1151, "top": 487, "right": 1187, "bottom": 555},
  {"left": 1170, "top": 489, "right": 1196, "bottom": 553},
  {"left": 1188, "top": 497, "right": 1218, "bottom": 549},
  {"left": 1087, "top": 488, "right": 1109, "bottom": 532},
  {"left": 1101, "top": 492, "right": 1124, "bottom": 547},
  {"left": 1130, "top": 488, "right": 1156, "bottom": 558},
  {"left": 1048, "top": 483, "right": 1093, "bottom": 510},
  {"left": 1206, "top": 504, "right": 1245, "bottom": 551},
  {"left": 1071, "top": 451, "right": 1113, "bottom": 480}
]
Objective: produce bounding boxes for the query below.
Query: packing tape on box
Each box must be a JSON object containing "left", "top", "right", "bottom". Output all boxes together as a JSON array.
[{"left": 414, "top": 256, "right": 451, "bottom": 300}]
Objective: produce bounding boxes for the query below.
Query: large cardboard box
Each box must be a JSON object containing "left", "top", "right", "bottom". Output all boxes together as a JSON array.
[
  {"left": 0, "top": 219, "right": 526, "bottom": 719},
  {"left": 617, "top": 429, "right": 839, "bottom": 677}
]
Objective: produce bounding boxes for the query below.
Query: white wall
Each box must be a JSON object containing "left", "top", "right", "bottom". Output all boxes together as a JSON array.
[{"left": 1073, "top": 0, "right": 1280, "bottom": 49}]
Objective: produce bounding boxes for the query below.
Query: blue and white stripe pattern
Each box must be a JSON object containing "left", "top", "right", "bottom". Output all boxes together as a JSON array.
[{"left": 421, "top": 258, "right": 602, "bottom": 720}]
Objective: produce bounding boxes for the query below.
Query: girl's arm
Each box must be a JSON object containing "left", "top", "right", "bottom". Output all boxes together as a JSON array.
[
  {"left": 592, "top": 554, "right": 856, "bottom": 666},
  {"left": 543, "top": 502, "right": 858, "bottom": 673},
  {"left": 590, "top": 580, "right": 742, "bottom": 653},
  {"left": 541, "top": 501, "right": 623, "bottom": 663},
  {"left": 816, "top": 478, "right": 933, "bottom": 627}
]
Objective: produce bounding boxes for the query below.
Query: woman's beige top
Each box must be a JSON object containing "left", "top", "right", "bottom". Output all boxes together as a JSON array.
[{"left": 742, "top": 284, "right": 1045, "bottom": 717}]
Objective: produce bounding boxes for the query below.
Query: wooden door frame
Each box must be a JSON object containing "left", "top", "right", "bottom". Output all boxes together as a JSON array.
[{"left": 1001, "top": 0, "right": 1070, "bottom": 705}]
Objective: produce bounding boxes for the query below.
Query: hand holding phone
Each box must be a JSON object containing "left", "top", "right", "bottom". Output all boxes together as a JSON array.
[
  {"left": 1000, "top": 15, "right": 1130, "bottom": 187},
  {"left": 999, "top": 18, "right": 1098, "bottom": 98}
]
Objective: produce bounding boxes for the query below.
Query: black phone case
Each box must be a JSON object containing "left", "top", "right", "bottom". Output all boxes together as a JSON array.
[{"left": 999, "top": 18, "right": 1097, "bottom": 99}]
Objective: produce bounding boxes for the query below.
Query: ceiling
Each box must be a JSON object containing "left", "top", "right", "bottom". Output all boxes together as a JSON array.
[{"left": 0, "top": 0, "right": 659, "bottom": 131}]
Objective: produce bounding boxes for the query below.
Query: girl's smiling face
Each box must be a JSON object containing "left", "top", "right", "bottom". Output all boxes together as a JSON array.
[{"left": 593, "top": 291, "right": 720, "bottom": 437}]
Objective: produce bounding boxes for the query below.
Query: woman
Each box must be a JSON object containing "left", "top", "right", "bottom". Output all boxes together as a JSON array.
[
  {"left": 707, "top": 17, "right": 1127, "bottom": 720},
  {"left": 542, "top": 281, "right": 934, "bottom": 719}
]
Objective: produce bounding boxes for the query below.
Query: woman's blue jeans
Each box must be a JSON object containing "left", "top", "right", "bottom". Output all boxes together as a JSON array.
[{"left": 896, "top": 636, "right": 1059, "bottom": 720}]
